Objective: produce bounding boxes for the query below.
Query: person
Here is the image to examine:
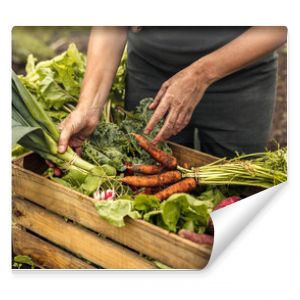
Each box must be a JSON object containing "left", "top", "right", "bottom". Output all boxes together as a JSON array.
[{"left": 58, "top": 26, "right": 287, "bottom": 158}]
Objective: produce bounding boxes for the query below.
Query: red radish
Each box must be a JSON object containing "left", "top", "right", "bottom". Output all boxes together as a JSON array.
[
  {"left": 100, "top": 189, "right": 115, "bottom": 200},
  {"left": 213, "top": 196, "right": 241, "bottom": 211},
  {"left": 53, "top": 167, "right": 62, "bottom": 177},
  {"left": 179, "top": 230, "right": 214, "bottom": 245},
  {"left": 45, "top": 160, "right": 62, "bottom": 177}
]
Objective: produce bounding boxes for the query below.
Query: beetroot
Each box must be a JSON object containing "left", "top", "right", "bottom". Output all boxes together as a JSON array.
[
  {"left": 178, "top": 229, "right": 214, "bottom": 245},
  {"left": 213, "top": 196, "right": 241, "bottom": 211}
]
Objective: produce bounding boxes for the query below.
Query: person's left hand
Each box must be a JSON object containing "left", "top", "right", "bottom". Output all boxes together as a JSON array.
[{"left": 144, "top": 63, "right": 211, "bottom": 144}]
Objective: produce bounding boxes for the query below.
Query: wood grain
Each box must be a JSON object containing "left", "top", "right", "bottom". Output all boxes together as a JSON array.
[
  {"left": 168, "top": 142, "right": 217, "bottom": 167},
  {"left": 12, "top": 165, "right": 211, "bottom": 269},
  {"left": 12, "top": 225, "right": 96, "bottom": 269},
  {"left": 12, "top": 143, "right": 214, "bottom": 269},
  {"left": 12, "top": 197, "right": 156, "bottom": 269}
]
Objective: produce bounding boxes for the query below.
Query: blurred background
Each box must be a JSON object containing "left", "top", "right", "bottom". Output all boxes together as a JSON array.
[{"left": 12, "top": 26, "right": 287, "bottom": 149}]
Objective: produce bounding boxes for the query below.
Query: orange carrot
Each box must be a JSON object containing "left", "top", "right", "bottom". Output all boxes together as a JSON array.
[
  {"left": 154, "top": 178, "right": 197, "bottom": 201},
  {"left": 132, "top": 133, "right": 177, "bottom": 169},
  {"left": 126, "top": 164, "right": 164, "bottom": 175},
  {"left": 121, "top": 170, "right": 182, "bottom": 187}
]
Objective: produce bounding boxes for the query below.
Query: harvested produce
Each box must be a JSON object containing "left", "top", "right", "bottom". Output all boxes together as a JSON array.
[
  {"left": 12, "top": 44, "right": 288, "bottom": 247},
  {"left": 179, "top": 147, "right": 287, "bottom": 189},
  {"left": 96, "top": 193, "right": 212, "bottom": 233},
  {"left": 132, "top": 133, "right": 177, "bottom": 169},
  {"left": 154, "top": 178, "right": 197, "bottom": 201},
  {"left": 19, "top": 43, "right": 127, "bottom": 124},
  {"left": 12, "top": 71, "right": 124, "bottom": 197},
  {"left": 121, "top": 170, "right": 182, "bottom": 187},
  {"left": 126, "top": 164, "right": 164, "bottom": 175},
  {"left": 82, "top": 99, "right": 172, "bottom": 171},
  {"left": 213, "top": 196, "right": 241, "bottom": 211}
]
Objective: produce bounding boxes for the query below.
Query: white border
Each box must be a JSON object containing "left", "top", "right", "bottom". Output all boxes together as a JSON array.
[{"left": 1, "top": 1, "right": 299, "bottom": 299}]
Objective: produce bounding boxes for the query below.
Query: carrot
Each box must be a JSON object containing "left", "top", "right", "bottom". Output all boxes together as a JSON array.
[
  {"left": 132, "top": 133, "right": 177, "bottom": 169},
  {"left": 178, "top": 230, "right": 214, "bottom": 245},
  {"left": 126, "top": 164, "right": 164, "bottom": 175},
  {"left": 121, "top": 170, "right": 182, "bottom": 187},
  {"left": 154, "top": 178, "right": 197, "bottom": 201}
]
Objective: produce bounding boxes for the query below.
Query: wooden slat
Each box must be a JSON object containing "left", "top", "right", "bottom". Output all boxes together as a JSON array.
[
  {"left": 12, "top": 165, "right": 211, "bottom": 269},
  {"left": 12, "top": 143, "right": 215, "bottom": 269},
  {"left": 12, "top": 225, "right": 96, "bottom": 269},
  {"left": 169, "top": 142, "right": 217, "bottom": 167},
  {"left": 12, "top": 197, "right": 156, "bottom": 269}
]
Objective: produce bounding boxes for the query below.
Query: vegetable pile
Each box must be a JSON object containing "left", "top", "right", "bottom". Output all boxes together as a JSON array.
[
  {"left": 12, "top": 44, "right": 287, "bottom": 247},
  {"left": 179, "top": 147, "right": 287, "bottom": 189}
]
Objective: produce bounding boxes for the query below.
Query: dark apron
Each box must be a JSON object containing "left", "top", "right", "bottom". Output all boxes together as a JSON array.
[{"left": 125, "top": 26, "right": 277, "bottom": 158}]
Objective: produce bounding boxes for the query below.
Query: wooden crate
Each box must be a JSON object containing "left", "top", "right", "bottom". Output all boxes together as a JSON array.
[{"left": 12, "top": 143, "right": 217, "bottom": 269}]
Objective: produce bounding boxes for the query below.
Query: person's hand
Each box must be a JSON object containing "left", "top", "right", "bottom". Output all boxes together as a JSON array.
[
  {"left": 58, "top": 105, "right": 100, "bottom": 154},
  {"left": 144, "top": 63, "right": 211, "bottom": 144}
]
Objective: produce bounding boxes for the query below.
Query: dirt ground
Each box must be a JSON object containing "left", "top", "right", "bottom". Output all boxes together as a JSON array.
[{"left": 269, "top": 45, "right": 287, "bottom": 148}]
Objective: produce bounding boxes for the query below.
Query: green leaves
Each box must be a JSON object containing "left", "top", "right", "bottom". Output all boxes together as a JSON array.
[
  {"left": 133, "top": 194, "right": 160, "bottom": 213},
  {"left": 19, "top": 43, "right": 85, "bottom": 123},
  {"left": 197, "top": 186, "right": 226, "bottom": 207},
  {"left": 93, "top": 192, "right": 213, "bottom": 234},
  {"left": 39, "top": 76, "right": 75, "bottom": 110},
  {"left": 50, "top": 166, "right": 110, "bottom": 196},
  {"left": 13, "top": 71, "right": 60, "bottom": 141},
  {"left": 160, "top": 193, "right": 211, "bottom": 233},
  {"left": 95, "top": 199, "right": 141, "bottom": 227},
  {"left": 12, "top": 70, "right": 115, "bottom": 197},
  {"left": 82, "top": 122, "right": 130, "bottom": 171},
  {"left": 12, "top": 119, "right": 40, "bottom": 146},
  {"left": 12, "top": 144, "right": 29, "bottom": 160},
  {"left": 13, "top": 255, "right": 36, "bottom": 269},
  {"left": 82, "top": 99, "right": 173, "bottom": 171},
  {"left": 139, "top": 192, "right": 213, "bottom": 233}
]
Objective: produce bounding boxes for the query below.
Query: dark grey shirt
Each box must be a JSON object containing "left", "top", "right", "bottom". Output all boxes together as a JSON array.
[{"left": 125, "top": 27, "right": 278, "bottom": 157}]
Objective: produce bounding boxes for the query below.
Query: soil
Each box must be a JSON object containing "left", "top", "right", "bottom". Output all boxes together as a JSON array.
[{"left": 269, "top": 45, "right": 287, "bottom": 148}]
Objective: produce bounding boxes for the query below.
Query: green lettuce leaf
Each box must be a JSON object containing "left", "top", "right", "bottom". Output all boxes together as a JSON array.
[
  {"left": 39, "top": 76, "right": 75, "bottom": 110},
  {"left": 95, "top": 199, "right": 141, "bottom": 227},
  {"left": 133, "top": 194, "right": 160, "bottom": 213},
  {"left": 19, "top": 43, "right": 85, "bottom": 123},
  {"left": 197, "top": 187, "right": 226, "bottom": 207},
  {"left": 160, "top": 193, "right": 211, "bottom": 232}
]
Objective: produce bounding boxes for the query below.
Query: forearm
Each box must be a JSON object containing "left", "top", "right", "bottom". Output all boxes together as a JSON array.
[
  {"left": 78, "top": 26, "right": 128, "bottom": 112},
  {"left": 194, "top": 26, "right": 287, "bottom": 86}
]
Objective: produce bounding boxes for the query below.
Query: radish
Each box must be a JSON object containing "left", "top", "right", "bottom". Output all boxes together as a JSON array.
[
  {"left": 213, "top": 196, "right": 241, "bottom": 211},
  {"left": 178, "top": 229, "right": 214, "bottom": 245}
]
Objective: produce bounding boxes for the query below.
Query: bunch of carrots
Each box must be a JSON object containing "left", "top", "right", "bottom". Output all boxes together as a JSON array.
[{"left": 121, "top": 133, "right": 198, "bottom": 200}]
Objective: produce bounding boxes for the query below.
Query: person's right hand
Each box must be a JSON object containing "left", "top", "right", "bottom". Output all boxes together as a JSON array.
[{"left": 58, "top": 106, "right": 100, "bottom": 154}]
